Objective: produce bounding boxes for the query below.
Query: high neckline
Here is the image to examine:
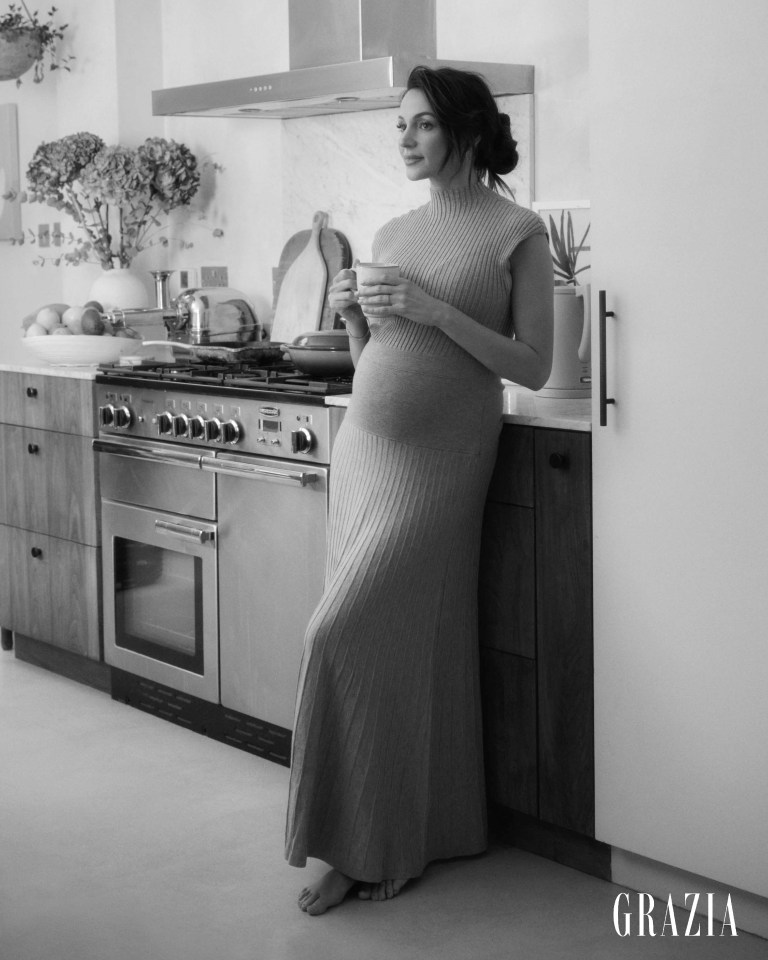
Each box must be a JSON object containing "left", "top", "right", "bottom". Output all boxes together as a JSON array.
[{"left": 428, "top": 180, "right": 490, "bottom": 214}]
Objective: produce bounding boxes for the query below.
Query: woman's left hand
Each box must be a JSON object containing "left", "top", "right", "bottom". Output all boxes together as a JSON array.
[{"left": 356, "top": 278, "right": 447, "bottom": 328}]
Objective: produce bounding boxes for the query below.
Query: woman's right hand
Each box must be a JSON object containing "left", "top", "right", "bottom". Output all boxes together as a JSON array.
[{"left": 328, "top": 268, "right": 361, "bottom": 319}]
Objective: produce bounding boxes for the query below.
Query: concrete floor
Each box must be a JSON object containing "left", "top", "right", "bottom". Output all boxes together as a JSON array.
[{"left": 1, "top": 649, "right": 766, "bottom": 960}]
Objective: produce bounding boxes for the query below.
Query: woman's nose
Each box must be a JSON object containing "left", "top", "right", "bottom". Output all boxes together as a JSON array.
[{"left": 399, "top": 126, "right": 415, "bottom": 148}]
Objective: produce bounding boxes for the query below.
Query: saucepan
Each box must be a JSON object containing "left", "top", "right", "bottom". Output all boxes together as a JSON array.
[{"left": 281, "top": 330, "right": 354, "bottom": 376}]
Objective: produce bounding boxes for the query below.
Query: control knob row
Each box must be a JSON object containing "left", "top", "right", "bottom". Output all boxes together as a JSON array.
[
  {"left": 153, "top": 410, "right": 242, "bottom": 445},
  {"left": 99, "top": 403, "right": 133, "bottom": 429}
]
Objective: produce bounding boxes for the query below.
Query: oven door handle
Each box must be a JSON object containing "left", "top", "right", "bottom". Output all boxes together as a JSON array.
[
  {"left": 155, "top": 519, "right": 215, "bottom": 544},
  {"left": 93, "top": 438, "right": 203, "bottom": 469},
  {"left": 199, "top": 455, "right": 318, "bottom": 487}
]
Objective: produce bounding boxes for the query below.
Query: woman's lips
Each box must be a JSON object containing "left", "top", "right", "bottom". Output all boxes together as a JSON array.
[{"left": 403, "top": 155, "right": 422, "bottom": 166}]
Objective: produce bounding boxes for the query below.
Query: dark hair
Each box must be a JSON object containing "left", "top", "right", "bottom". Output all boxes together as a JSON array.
[{"left": 404, "top": 65, "right": 519, "bottom": 194}]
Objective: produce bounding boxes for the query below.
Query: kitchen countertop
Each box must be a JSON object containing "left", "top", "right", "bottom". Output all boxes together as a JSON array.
[
  {"left": 0, "top": 362, "right": 99, "bottom": 380},
  {"left": 1, "top": 365, "right": 592, "bottom": 431},
  {"left": 326, "top": 384, "right": 592, "bottom": 432}
]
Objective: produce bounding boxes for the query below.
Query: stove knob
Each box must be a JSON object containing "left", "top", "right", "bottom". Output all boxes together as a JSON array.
[
  {"left": 220, "top": 419, "right": 242, "bottom": 445},
  {"left": 172, "top": 413, "right": 190, "bottom": 438},
  {"left": 99, "top": 404, "right": 116, "bottom": 427},
  {"left": 205, "top": 417, "right": 222, "bottom": 442},
  {"left": 188, "top": 415, "right": 206, "bottom": 439},
  {"left": 154, "top": 411, "right": 174, "bottom": 436},
  {"left": 114, "top": 405, "right": 133, "bottom": 429},
  {"left": 291, "top": 428, "right": 314, "bottom": 454}
]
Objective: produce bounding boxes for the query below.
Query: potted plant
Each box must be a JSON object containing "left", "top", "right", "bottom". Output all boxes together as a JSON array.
[
  {"left": 0, "top": 3, "right": 73, "bottom": 85},
  {"left": 540, "top": 209, "right": 592, "bottom": 399}
]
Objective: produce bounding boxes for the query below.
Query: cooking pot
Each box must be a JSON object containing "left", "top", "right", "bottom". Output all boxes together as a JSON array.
[{"left": 282, "top": 330, "right": 354, "bottom": 376}]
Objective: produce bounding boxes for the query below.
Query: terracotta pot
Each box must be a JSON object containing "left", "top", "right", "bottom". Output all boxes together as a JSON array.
[{"left": 0, "top": 29, "right": 42, "bottom": 82}]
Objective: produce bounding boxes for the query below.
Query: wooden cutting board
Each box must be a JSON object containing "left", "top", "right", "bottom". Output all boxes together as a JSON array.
[
  {"left": 271, "top": 214, "right": 352, "bottom": 335},
  {"left": 270, "top": 211, "right": 331, "bottom": 344}
]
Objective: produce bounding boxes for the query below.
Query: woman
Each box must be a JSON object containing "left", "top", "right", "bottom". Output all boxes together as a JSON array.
[{"left": 285, "top": 65, "right": 553, "bottom": 916}]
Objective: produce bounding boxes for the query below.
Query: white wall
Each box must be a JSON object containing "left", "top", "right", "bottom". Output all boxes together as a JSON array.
[{"left": 1, "top": 0, "right": 588, "bottom": 358}]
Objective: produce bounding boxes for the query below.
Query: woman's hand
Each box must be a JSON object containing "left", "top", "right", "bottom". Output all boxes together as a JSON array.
[
  {"left": 356, "top": 277, "right": 447, "bottom": 327},
  {"left": 328, "top": 268, "right": 362, "bottom": 319}
]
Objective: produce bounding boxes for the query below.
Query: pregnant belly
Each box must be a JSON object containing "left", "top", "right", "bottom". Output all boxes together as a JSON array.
[{"left": 346, "top": 340, "right": 502, "bottom": 454}]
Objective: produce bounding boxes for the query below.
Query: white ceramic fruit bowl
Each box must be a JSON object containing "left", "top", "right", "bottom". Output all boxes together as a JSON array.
[{"left": 21, "top": 335, "right": 138, "bottom": 367}]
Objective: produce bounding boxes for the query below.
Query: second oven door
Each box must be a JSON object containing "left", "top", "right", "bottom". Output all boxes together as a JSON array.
[
  {"left": 207, "top": 453, "right": 329, "bottom": 731},
  {"left": 102, "top": 500, "right": 219, "bottom": 702}
]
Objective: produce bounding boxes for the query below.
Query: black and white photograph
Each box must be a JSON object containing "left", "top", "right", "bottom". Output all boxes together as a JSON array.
[{"left": 1, "top": 1, "right": 767, "bottom": 958}]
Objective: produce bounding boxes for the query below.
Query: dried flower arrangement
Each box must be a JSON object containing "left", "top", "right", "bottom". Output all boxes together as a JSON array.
[{"left": 3, "top": 131, "right": 223, "bottom": 268}]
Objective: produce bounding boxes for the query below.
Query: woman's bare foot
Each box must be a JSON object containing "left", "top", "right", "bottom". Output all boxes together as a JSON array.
[
  {"left": 298, "top": 869, "right": 356, "bottom": 916},
  {"left": 357, "top": 878, "right": 407, "bottom": 901}
]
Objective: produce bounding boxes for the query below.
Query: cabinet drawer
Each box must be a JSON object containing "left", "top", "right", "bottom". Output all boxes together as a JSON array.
[
  {"left": 0, "top": 524, "right": 101, "bottom": 659},
  {"left": 0, "top": 424, "right": 98, "bottom": 545},
  {"left": 0, "top": 372, "right": 96, "bottom": 435},
  {"left": 486, "top": 425, "right": 534, "bottom": 507}
]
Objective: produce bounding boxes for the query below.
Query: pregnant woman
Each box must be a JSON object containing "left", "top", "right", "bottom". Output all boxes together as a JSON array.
[{"left": 285, "top": 64, "right": 554, "bottom": 916}]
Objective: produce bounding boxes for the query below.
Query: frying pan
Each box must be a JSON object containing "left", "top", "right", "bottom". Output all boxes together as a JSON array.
[
  {"left": 281, "top": 330, "right": 354, "bottom": 376},
  {"left": 142, "top": 340, "right": 285, "bottom": 363}
]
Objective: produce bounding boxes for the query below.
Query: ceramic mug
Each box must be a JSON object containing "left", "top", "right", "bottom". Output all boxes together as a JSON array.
[{"left": 355, "top": 262, "right": 400, "bottom": 320}]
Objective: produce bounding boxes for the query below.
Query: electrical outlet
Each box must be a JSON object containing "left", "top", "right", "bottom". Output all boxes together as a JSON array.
[
  {"left": 52, "top": 222, "right": 62, "bottom": 247},
  {"left": 201, "top": 266, "right": 228, "bottom": 287},
  {"left": 37, "top": 224, "right": 50, "bottom": 248},
  {"left": 179, "top": 269, "right": 198, "bottom": 290}
]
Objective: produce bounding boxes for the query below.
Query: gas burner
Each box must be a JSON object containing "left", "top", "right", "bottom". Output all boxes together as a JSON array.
[{"left": 96, "top": 358, "right": 353, "bottom": 398}]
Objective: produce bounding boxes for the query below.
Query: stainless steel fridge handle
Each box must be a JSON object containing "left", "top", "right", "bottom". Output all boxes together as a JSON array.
[
  {"left": 93, "top": 438, "right": 202, "bottom": 469},
  {"left": 199, "top": 455, "right": 318, "bottom": 486},
  {"left": 598, "top": 290, "right": 616, "bottom": 426},
  {"left": 154, "top": 519, "right": 215, "bottom": 544}
]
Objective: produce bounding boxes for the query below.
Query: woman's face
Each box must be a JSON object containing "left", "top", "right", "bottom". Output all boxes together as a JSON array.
[{"left": 397, "top": 89, "right": 472, "bottom": 190}]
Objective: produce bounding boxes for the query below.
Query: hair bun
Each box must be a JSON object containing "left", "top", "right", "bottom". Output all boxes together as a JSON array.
[{"left": 489, "top": 113, "right": 519, "bottom": 175}]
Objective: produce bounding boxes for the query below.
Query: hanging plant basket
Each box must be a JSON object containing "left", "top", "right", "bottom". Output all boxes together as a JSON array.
[{"left": 0, "top": 27, "right": 42, "bottom": 81}]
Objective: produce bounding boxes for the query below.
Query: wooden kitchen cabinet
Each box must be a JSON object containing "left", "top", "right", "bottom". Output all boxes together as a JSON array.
[
  {"left": 479, "top": 423, "right": 594, "bottom": 837},
  {"left": 0, "top": 372, "right": 101, "bottom": 660}
]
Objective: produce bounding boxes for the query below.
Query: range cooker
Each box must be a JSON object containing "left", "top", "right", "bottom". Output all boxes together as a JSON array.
[{"left": 93, "top": 358, "right": 350, "bottom": 764}]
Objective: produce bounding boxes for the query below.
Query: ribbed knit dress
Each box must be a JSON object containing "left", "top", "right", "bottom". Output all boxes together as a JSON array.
[{"left": 285, "top": 181, "right": 546, "bottom": 883}]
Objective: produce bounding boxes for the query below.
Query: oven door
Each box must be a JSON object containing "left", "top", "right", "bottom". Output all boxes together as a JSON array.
[{"left": 101, "top": 499, "right": 219, "bottom": 702}]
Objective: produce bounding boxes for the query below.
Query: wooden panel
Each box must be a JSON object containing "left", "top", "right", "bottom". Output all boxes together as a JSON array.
[
  {"left": 534, "top": 429, "right": 594, "bottom": 835},
  {"left": 3, "top": 524, "right": 100, "bottom": 659},
  {"left": 0, "top": 372, "right": 96, "bottom": 435},
  {"left": 486, "top": 425, "right": 534, "bottom": 507},
  {"left": 480, "top": 648, "right": 537, "bottom": 816},
  {"left": 478, "top": 502, "right": 535, "bottom": 658},
  {"left": 0, "top": 524, "right": 11, "bottom": 630},
  {"left": 0, "top": 425, "right": 98, "bottom": 545}
]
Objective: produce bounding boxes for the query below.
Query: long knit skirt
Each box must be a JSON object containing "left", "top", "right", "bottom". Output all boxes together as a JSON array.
[{"left": 285, "top": 337, "right": 502, "bottom": 883}]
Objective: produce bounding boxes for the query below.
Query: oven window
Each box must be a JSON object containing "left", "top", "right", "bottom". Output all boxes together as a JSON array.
[{"left": 113, "top": 538, "right": 204, "bottom": 674}]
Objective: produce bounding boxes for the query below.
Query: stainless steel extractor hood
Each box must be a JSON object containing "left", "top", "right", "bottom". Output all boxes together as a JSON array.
[{"left": 152, "top": 0, "right": 533, "bottom": 120}]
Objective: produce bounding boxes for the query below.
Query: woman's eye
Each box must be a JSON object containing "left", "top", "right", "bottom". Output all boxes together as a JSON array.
[
  {"left": 419, "top": 121, "right": 433, "bottom": 130},
  {"left": 396, "top": 122, "right": 406, "bottom": 132}
]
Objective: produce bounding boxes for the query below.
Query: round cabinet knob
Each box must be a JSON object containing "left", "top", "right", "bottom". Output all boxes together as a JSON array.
[
  {"left": 291, "top": 428, "right": 314, "bottom": 454},
  {"left": 26, "top": 386, "right": 38, "bottom": 398},
  {"left": 30, "top": 547, "right": 43, "bottom": 558},
  {"left": 114, "top": 406, "right": 133, "bottom": 429},
  {"left": 99, "top": 404, "right": 116, "bottom": 427},
  {"left": 549, "top": 452, "right": 569, "bottom": 470},
  {"left": 172, "top": 413, "right": 190, "bottom": 438},
  {"left": 188, "top": 415, "right": 206, "bottom": 439},
  {"left": 27, "top": 443, "right": 40, "bottom": 454},
  {"left": 154, "top": 411, "right": 173, "bottom": 436},
  {"left": 220, "top": 419, "right": 242, "bottom": 445}
]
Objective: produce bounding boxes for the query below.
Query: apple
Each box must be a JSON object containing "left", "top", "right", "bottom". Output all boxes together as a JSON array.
[
  {"left": 62, "top": 305, "right": 87, "bottom": 335},
  {"left": 80, "top": 307, "right": 105, "bottom": 336},
  {"left": 51, "top": 326, "right": 73, "bottom": 336},
  {"left": 83, "top": 299, "right": 104, "bottom": 313},
  {"left": 25, "top": 322, "right": 49, "bottom": 337}
]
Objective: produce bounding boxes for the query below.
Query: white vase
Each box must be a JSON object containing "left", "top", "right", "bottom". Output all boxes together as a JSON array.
[{"left": 88, "top": 265, "right": 150, "bottom": 311}]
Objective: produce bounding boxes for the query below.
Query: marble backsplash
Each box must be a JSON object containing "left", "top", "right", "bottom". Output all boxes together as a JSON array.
[{"left": 281, "top": 95, "right": 533, "bottom": 264}]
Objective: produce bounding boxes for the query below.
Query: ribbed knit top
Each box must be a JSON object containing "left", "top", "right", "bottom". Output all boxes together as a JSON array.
[{"left": 370, "top": 181, "right": 546, "bottom": 359}]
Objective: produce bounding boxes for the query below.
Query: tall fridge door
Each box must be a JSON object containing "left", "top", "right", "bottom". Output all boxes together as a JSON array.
[
  {"left": 591, "top": 0, "right": 768, "bottom": 897},
  {"left": 216, "top": 461, "right": 329, "bottom": 732}
]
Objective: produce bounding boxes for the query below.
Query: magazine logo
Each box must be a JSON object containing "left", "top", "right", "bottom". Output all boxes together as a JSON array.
[{"left": 613, "top": 892, "right": 737, "bottom": 937}]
